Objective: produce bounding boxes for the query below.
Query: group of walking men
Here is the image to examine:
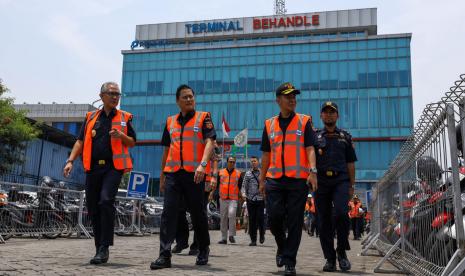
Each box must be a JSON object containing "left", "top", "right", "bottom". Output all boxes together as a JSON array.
[{"left": 64, "top": 81, "right": 357, "bottom": 276}]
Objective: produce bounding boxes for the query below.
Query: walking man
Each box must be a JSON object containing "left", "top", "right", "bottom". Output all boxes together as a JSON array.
[
  {"left": 314, "top": 101, "right": 357, "bottom": 272},
  {"left": 241, "top": 156, "right": 266, "bottom": 246},
  {"left": 150, "top": 84, "right": 214, "bottom": 269},
  {"left": 212, "top": 156, "right": 243, "bottom": 244},
  {"left": 259, "top": 82, "right": 317, "bottom": 276},
  {"left": 63, "top": 82, "right": 136, "bottom": 265}
]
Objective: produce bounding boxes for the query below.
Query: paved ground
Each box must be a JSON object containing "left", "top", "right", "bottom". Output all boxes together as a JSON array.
[{"left": 0, "top": 230, "right": 402, "bottom": 276}]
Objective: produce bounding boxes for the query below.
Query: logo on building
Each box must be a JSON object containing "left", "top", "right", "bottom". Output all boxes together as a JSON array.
[
  {"left": 253, "top": 14, "right": 319, "bottom": 30},
  {"left": 186, "top": 21, "right": 244, "bottom": 34},
  {"left": 131, "top": 39, "right": 170, "bottom": 50}
]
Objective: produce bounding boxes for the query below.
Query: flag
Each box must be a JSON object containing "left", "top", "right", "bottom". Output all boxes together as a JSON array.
[
  {"left": 222, "top": 114, "right": 230, "bottom": 138},
  {"left": 234, "top": 128, "right": 248, "bottom": 147}
]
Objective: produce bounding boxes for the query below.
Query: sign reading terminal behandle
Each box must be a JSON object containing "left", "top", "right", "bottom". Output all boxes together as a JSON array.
[
  {"left": 253, "top": 15, "right": 319, "bottom": 30},
  {"left": 133, "top": 9, "right": 377, "bottom": 43}
]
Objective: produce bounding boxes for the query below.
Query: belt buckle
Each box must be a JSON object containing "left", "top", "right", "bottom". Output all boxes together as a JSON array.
[
  {"left": 98, "top": 160, "right": 106, "bottom": 165},
  {"left": 326, "top": 170, "right": 333, "bottom": 177}
]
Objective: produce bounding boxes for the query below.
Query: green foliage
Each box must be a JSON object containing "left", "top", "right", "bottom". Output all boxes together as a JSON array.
[
  {"left": 0, "top": 79, "right": 40, "bottom": 174},
  {"left": 119, "top": 172, "right": 130, "bottom": 189}
]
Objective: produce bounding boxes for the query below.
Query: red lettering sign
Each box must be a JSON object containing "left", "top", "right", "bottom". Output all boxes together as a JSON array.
[
  {"left": 253, "top": 14, "right": 320, "bottom": 29},
  {"left": 312, "top": 15, "right": 319, "bottom": 26},
  {"left": 286, "top": 17, "right": 294, "bottom": 27},
  {"left": 303, "top": 16, "right": 311, "bottom": 26},
  {"left": 262, "top": 18, "right": 269, "bottom": 29}
]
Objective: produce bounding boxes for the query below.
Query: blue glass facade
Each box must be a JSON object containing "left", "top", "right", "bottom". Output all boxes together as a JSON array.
[{"left": 121, "top": 32, "right": 413, "bottom": 194}]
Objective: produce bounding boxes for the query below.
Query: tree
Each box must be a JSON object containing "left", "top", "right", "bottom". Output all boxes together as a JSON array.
[
  {"left": 0, "top": 79, "right": 40, "bottom": 174},
  {"left": 119, "top": 173, "right": 130, "bottom": 190}
]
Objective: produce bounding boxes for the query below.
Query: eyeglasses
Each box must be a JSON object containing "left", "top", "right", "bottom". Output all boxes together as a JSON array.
[
  {"left": 228, "top": 161, "right": 235, "bottom": 163},
  {"left": 104, "top": 92, "right": 121, "bottom": 97}
]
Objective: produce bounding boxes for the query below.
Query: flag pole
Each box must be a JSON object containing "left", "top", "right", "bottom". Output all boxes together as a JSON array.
[{"left": 222, "top": 134, "right": 225, "bottom": 169}]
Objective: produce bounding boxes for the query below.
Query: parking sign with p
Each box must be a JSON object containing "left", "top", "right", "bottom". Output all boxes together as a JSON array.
[{"left": 127, "top": 171, "right": 150, "bottom": 199}]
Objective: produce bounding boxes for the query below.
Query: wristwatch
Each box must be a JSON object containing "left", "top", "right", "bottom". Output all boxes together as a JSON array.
[
  {"left": 66, "top": 159, "right": 74, "bottom": 164},
  {"left": 309, "top": 167, "right": 317, "bottom": 174},
  {"left": 200, "top": 161, "right": 208, "bottom": 168}
]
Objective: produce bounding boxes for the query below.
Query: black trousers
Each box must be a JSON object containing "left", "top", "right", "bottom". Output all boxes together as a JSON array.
[
  {"left": 159, "top": 170, "right": 210, "bottom": 258},
  {"left": 351, "top": 217, "right": 362, "bottom": 238},
  {"left": 315, "top": 179, "right": 351, "bottom": 260},
  {"left": 85, "top": 165, "right": 123, "bottom": 247},
  {"left": 266, "top": 178, "right": 307, "bottom": 266},
  {"left": 247, "top": 200, "right": 266, "bottom": 242},
  {"left": 175, "top": 192, "right": 210, "bottom": 250},
  {"left": 310, "top": 212, "right": 319, "bottom": 235}
]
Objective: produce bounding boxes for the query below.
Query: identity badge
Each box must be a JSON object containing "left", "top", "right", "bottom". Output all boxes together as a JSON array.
[
  {"left": 296, "top": 130, "right": 302, "bottom": 136},
  {"left": 121, "top": 122, "right": 127, "bottom": 127},
  {"left": 193, "top": 126, "right": 199, "bottom": 132}
]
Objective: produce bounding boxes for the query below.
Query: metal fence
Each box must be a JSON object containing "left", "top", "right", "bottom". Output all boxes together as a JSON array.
[
  {"left": 362, "top": 74, "right": 465, "bottom": 276},
  {"left": 0, "top": 181, "right": 163, "bottom": 244}
]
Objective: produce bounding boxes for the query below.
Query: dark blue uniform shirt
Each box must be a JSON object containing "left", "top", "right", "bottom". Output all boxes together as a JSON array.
[{"left": 314, "top": 127, "right": 357, "bottom": 181}]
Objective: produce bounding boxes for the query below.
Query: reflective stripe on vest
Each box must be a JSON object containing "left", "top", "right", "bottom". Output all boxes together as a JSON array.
[
  {"left": 164, "top": 111, "right": 208, "bottom": 173},
  {"left": 219, "top": 168, "right": 240, "bottom": 200},
  {"left": 265, "top": 113, "right": 311, "bottom": 179},
  {"left": 82, "top": 109, "right": 133, "bottom": 173}
]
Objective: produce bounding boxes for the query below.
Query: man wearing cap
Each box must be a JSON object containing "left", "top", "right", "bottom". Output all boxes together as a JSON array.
[
  {"left": 259, "top": 82, "right": 317, "bottom": 276},
  {"left": 314, "top": 101, "right": 357, "bottom": 272}
]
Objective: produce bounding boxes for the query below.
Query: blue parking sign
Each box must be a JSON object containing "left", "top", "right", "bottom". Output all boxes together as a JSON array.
[{"left": 127, "top": 171, "right": 150, "bottom": 199}]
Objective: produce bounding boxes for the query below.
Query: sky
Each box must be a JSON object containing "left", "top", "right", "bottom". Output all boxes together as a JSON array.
[{"left": 0, "top": 0, "right": 464, "bottom": 122}]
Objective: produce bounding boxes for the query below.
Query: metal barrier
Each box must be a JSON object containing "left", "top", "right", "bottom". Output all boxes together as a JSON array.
[
  {"left": 362, "top": 74, "right": 465, "bottom": 276},
  {"left": 0, "top": 181, "right": 163, "bottom": 243}
]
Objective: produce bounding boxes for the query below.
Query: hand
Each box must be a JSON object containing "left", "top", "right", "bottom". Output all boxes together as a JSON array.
[
  {"left": 259, "top": 179, "right": 266, "bottom": 197},
  {"left": 194, "top": 165, "right": 206, "bottom": 184},
  {"left": 210, "top": 177, "right": 217, "bottom": 189},
  {"left": 160, "top": 173, "right": 166, "bottom": 193},
  {"left": 307, "top": 173, "right": 318, "bottom": 192},
  {"left": 348, "top": 185, "right": 354, "bottom": 199},
  {"left": 109, "top": 128, "right": 123, "bottom": 138},
  {"left": 63, "top": 162, "right": 73, "bottom": 177}
]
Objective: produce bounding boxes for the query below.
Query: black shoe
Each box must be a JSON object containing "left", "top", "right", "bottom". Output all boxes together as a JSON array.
[
  {"left": 323, "top": 259, "right": 337, "bottom": 272},
  {"left": 218, "top": 239, "right": 227, "bottom": 244},
  {"left": 196, "top": 247, "right": 210, "bottom": 265},
  {"left": 284, "top": 265, "right": 296, "bottom": 276},
  {"left": 276, "top": 254, "right": 284, "bottom": 268},
  {"left": 337, "top": 250, "right": 351, "bottom": 271},
  {"left": 90, "top": 246, "right": 109, "bottom": 265},
  {"left": 188, "top": 248, "right": 199, "bottom": 256},
  {"left": 150, "top": 257, "right": 171, "bottom": 270},
  {"left": 229, "top": 236, "right": 236, "bottom": 243},
  {"left": 249, "top": 241, "right": 257, "bottom": 246},
  {"left": 259, "top": 236, "right": 265, "bottom": 244},
  {"left": 309, "top": 232, "right": 314, "bottom": 237},
  {"left": 172, "top": 244, "right": 188, "bottom": 254}
]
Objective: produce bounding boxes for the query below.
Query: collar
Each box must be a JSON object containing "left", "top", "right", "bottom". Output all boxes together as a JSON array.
[
  {"left": 177, "top": 110, "right": 196, "bottom": 122},
  {"left": 323, "top": 126, "right": 340, "bottom": 134},
  {"left": 100, "top": 108, "right": 117, "bottom": 118},
  {"left": 227, "top": 168, "right": 235, "bottom": 174},
  {"left": 278, "top": 111, "right": 296, "bottom": 120}
]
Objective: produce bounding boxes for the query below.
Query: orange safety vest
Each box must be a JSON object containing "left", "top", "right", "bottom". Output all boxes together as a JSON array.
[
  {"left": 265, "top": 113, "right": 311, "bottom": 179},
  {"left": 308, "top": 198, "right": 316, "bottom": 213},
  {"left": 82, "top": 109, "right": 133, "bottom": 173},
  {"left": 219, "top": 168, "right": 241, "bottom": 200},
  {"left": 164, "top": 111, "right": 208, "bottom": 173},
  {"left": 349, "top": 201, "right": 362, "bottom": 218}
]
